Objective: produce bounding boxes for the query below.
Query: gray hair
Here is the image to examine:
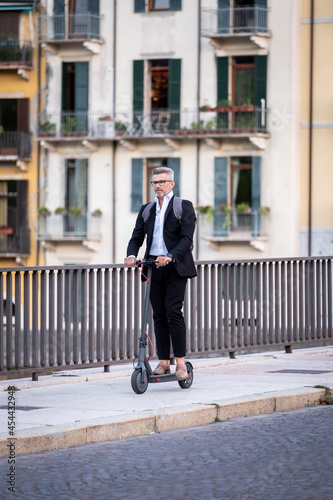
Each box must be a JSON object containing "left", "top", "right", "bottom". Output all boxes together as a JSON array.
[{"left": 152, "top": 167, "right": 174, "bottom": 180}]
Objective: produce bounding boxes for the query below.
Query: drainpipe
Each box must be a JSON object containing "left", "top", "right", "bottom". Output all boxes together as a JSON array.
[
  {"left": 36, "top": 9, "right": 42, "bottom": 266},
  {"left": 308, "top": 0, "right": 314, "bottom": 256},
  {"left": 195, "top": 0, "right": 201, "bottom": 261},
  {"left": 112, "top": 0, "right": 117, "bottom": 263}
]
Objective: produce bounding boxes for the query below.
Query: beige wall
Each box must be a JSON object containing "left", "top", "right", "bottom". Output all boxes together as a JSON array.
[{"left": 300, "top": 0, "right": 333, "bottom": 254}]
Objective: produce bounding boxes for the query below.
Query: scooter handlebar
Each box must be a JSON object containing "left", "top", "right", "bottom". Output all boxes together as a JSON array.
[{"left": 135, "top": 259, "right": 159, "bottom": 267}]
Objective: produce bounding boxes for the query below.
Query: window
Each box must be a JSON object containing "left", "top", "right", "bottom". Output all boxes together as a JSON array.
[
  {"left": 133, "top": 59, "right": 181, "bottom": 132},
  {"left": 0, "top": 98, "right": 31, "bottom": 157},
  {"left": 230, "top": 157, "right": 252, "bottom": 231},
  {"left": 150, "top": 0, "right": 170, "bottom": 11},
  {"left": 64, "top": 159, "right": 88, "bottom": 236},
  {"left": 214, "top": 156, "right": 261, "bottom": 237},
  {"left": 134, "top": 0, "right": 181, "bottom": 13},
  {"left": 54, "top": 0, "right": 100, "bottom": 40},
  {"left": 62, "top": 62, "right": 89, "bottom": 134},
  {"left": 0, "top": 180, "right": 29, "bottom": 254}
]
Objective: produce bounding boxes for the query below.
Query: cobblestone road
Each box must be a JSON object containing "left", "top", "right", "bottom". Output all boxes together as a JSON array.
[{"left": 1, "top": 406, "right": 332, "bottom": 500}]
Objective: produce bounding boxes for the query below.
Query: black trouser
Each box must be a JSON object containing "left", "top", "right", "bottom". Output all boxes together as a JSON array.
[{"left": 149, "top": 262, "right": 188, "bottom": 360}]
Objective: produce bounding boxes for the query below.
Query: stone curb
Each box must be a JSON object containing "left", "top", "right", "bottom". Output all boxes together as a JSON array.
[{"left": 0, "top": 386, "right": 331, "bottom": 458}]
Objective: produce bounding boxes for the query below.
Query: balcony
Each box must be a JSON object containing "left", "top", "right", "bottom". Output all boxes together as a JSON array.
[
  {"left": 199, "top": 210, "right": 269, "bottom": 250},
  {"left": 38, "top": 13, "right": 103, "bottom": 53},
  {"left": 0, "top": 40, "right": 33, "bottom": 70},
  {"left": 37, "top": 107, "right": 268, "bottom": 149},
  {"left": 201, "top": 6, "right": 270, "bottom": 49},
  {"left": 38, "top": 213, "right": 101, "bottom": 243},
  {"left": 0, "top": 227, "right": 30, "bottom": 256},
  {"left": 0, "top": 131, "right": 32, "bottom": 160},
  {"left": 114, "top": 106, "right": 268, "bottom": 141}
]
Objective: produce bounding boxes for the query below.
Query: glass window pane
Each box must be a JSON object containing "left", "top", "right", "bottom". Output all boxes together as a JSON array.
[
  {"left": 235, "top": 68, "right": 254, "bottom": 105},
  {"left": 152, "top": 0, "right": 170, "bottom": 10}
]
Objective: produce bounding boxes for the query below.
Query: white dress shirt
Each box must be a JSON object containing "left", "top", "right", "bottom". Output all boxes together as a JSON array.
[{"left": 149, "top": 191, "right": 174, "bottom": 256}]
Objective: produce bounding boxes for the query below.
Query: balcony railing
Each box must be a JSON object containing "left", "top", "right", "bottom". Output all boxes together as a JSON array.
[
  {"left": 38, "top": 13, "right": 101, "bottom": 42},
  {"left": 0, "top": 131, "right": 32, "bottom": 158},
  {"left": 212, "top": 210, "right": 269, "bottom": 239},
  {"left": 0, "top": 40, "right": 33, "bottom": 67},
  {"left": 202, "top": 6, "right": 268, "bottom": 37},
  {"left": 38, "top": 107, "right": 268, "bottom": 141},
  {"left": 38, "top": 214, "right": 101, "bottom": 240},
  {"left": 0, "top": 227, "right": 30, "bottom": 255}
]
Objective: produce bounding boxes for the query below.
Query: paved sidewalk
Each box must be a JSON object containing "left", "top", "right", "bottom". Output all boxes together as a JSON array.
[{"left": 0, "top": 345, "right": 332, "bottom": 457}]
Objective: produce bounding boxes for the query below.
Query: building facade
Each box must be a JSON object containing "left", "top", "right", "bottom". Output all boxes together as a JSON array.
[
  {"left": 0, "top": 0, "right": 42, "bottom": 267},
  {"left": 35, "top": 0, "right": 331, "bottom": 267}
]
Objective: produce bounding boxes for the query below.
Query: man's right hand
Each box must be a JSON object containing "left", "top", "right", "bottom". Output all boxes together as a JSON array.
[{"left": 124, "top": 256, "right": 136, "bottom": 267}]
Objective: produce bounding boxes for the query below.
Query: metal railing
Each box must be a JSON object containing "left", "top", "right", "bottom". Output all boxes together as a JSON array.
[
  {"left": 202, "top": 6, "right": 268, "bottom": 37},
  {"left": 38, "top": 13, "right": 101, "bottom": 42},
  {"left": 0, "top": 40, "right": 33, "bottom": 66},
  {"left": 0, "top": 227, "right": 30, "bottom": 255},
  {"left": 0, "top": 131, "right": 31, "bottom": 158},
  {"left": 0, "top": 257, "right": 332, "bottom": 379},
  {"left": 37, "top": 107, "right": 268, "bottom": 141},
  {"left": 210, "top": 210, "right": 269, "bottom": 238}
]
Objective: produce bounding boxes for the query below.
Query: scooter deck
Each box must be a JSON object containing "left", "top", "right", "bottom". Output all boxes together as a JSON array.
[{"left": 148, "top": 372, "right": 191, "bottom": 383}]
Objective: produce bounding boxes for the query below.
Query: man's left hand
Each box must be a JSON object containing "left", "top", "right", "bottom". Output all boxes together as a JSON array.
[{"left": 155, "top": 256, "right": 172, "bottom": 268}]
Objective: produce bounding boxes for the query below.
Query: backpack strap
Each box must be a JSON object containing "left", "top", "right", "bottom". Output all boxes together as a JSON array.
[
  {"left": 173, "top": 196, "right": 183, "bottom": 220},
  {"left": 142, "top": 201, "right": 155, "bottom": 223}
]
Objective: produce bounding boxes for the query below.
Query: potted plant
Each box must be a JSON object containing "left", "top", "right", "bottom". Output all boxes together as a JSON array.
[
  {"left": 236, "top": 202, "right": 251, "bottom": 214},
  {"left": 196, "top": 205, "right": 215, "bottom": 222},
  {"left": 115, "top": 121, "right": 128, "bottom": 136},
  {"left": 70, "top": 207, "right": 85, "bottom": 217},
  {"left": 38, "top": 206, "right": 51, "bottom": 216},
  {"left": 91, "top": 208, "right": 102, "bottom": 217},
  {"left": 55, "top": 206, "right": 67, "bottom": 215},
  {"left": 219, "top": 203, "right": 232, "bottom": 227},
  {"left": 39, "top": 121, "right": 56, "bottom": 137}
]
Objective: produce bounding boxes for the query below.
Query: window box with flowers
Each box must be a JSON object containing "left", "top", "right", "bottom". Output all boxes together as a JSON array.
[{"left": 196, "top": 205, "right": 215, "bottom": 221}]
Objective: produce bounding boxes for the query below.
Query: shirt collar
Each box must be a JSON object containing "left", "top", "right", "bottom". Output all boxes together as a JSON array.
[{"left": 154, "top": 190, "right": 174, "bottom": 206}]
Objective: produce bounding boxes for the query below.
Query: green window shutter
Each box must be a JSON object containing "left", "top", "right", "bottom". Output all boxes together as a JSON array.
[
  {"left": 214, "top": 157, "right": 228, "bottom": 236},
  {"left": 131, "top": 159, "right": 143, "bottom": 212},
  {"left": 62, "top": 62, "right": 67, "bottom": 111},
  {"left": 75, "top": 62, "right": 89, "bottom": 112},
  {"left": 168, "top": 158, "right": 180, "bottom": 197},
  {"left": 54, "top": 0, "right": 65, "bottom": 39},
  {"left": 217, "top": 56, "right": 228, "bottom": 103},
  {"left": 170, "top": 0, "right": 182, "bottom": 11},
  {"left": 251, "top": 156, "right": 261, "bottom": 236},
  {"left": 88, "top": 0, "right": 99, "bottom": 13},
  {"left": 133, "top": 60, "right": 144, "bottom": 112},
  {"left": 218, "top": 0, "right": 230, "bottom": 34},
  {"left": 17, "top": 180, "right": 28, "bottom": 229},
  {"left": 168, "top": 59, "right": 181, "bottom": 130},
  {"left": 254, "top": 55, "right": 267, "bottom": 107},
  {"left": 75, "top": 62, "right": 89, "bottom": 133},
  {"left": 134, "top": 0, "right": 146, "bottom": 13}
]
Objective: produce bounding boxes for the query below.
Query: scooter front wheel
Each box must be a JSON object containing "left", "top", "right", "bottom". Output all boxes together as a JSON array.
[
  {"left": 178, "top": 362, "right": 193, "bottom": 389},
  {"left": 131, "top": 369, "right": 149, "bottom": 394}
]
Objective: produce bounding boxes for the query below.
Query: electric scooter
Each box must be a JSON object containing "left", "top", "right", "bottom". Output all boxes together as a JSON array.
[{"left": 130, "top": 259, "right": 193, "bottom": 395}]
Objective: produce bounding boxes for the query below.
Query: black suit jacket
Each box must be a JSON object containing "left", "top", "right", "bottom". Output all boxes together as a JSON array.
[{"left": 127, "top": 197, "right": 197, "bottom": 279}]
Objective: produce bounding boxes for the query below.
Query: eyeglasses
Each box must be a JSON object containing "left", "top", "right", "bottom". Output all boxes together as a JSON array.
[{"left": 150, "top": 180, "right": 173, "bottom": 187}]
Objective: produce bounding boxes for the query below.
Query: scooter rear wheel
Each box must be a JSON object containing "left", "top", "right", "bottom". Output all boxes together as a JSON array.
[
  {"left": 178, "top": 362, "right": 193, "bottom": 389},
  {"left": 131, "top": 369, "right": 149, "bottom": 394}
]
